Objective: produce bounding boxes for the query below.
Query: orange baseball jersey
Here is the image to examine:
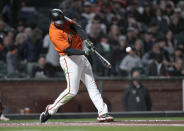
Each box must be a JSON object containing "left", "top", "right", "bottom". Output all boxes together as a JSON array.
[{"left": 49, "top": 19, "right": 83, "bottom": 55}]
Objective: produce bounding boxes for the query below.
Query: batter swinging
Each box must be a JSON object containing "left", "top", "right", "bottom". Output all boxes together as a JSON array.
[{"left": 40, "top": 9, "right": 114, "bottom": 123}]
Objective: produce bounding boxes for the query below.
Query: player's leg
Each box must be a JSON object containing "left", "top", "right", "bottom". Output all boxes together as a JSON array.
[
  {"left": 80, "top": 56, "right": 114, "bottom": 122},
  {"left": 40, "top": 55, "right": 83, "bottom": 123},
  {"left": 48, "top": 56, "right": 84, "bottom": 114}
]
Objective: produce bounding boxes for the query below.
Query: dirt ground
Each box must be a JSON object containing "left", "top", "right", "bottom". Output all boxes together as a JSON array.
[{"left": 0, "top": 120, "right": 184, "bottom": 127}]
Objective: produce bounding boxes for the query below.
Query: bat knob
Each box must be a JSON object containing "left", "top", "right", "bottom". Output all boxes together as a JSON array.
[{"left": 107, "top": 65, "right": 112, "bottom": 69}]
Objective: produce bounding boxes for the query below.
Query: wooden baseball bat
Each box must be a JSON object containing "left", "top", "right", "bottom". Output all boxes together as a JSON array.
[
  {"left": 85, "top": 40, "right": 111, "bottom": 68},
  {"left": 94, "top": 50, "right": 112, "bottom": 69}
]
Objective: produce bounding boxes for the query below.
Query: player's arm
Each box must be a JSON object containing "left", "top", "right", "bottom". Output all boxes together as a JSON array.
[
  {"left": 70, "top": 22, "right": 88, "bottom": 41},
  {"left": 64, "top": 47, "right": 85, "bottom": 55},
  {"left": 51, "top": 32, "right": 91, "bottom": 56},
  {"left": 64, "top": 46, "right": 94, "bottom": 56},
  {"left": 70, "top": 20, "right": 95, "bottom": 50},
  {"left": 64, "top": 16, "right": 87, "bottom": 41}
]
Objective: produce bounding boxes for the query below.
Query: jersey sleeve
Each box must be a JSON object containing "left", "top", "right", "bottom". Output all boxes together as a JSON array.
[{"left": 49, "top": 30, "right": 70, "bottom": 53}]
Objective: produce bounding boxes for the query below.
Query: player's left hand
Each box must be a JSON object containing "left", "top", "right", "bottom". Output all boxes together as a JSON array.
[
  {"left": 85, "top": 48, "right": 95, "bottom": 56},
  {"left": 84, "top": 40, "right": 94, "bottom": 49}
]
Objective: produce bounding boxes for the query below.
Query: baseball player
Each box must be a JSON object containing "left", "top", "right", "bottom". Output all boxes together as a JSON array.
[{"left": 40, "top": 9, "right": 114, "bottom": 123}]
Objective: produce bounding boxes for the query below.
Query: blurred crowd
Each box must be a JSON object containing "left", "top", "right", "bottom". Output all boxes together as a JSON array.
[{"left": 0, "top": 0, "right": 184, "bottom": 78}]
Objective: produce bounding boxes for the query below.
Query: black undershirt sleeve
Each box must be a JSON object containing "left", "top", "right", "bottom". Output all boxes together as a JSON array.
[
  {"left": 64, "top": 47, "right": 85, "bottom": 55},
  {"left": 70, "top": 23, "right": 88, "bottom": 41},
  {"left": 64, "top": 21, "right": 87, "bottom": 55}
]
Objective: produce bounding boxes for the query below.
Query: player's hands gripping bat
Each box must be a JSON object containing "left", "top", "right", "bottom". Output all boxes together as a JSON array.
[
  {"left": 84, "top": 40, "right": 112, "bottom": 69},
  {"left": 84, "top": 40, "right": 94, "bottom": 49}
]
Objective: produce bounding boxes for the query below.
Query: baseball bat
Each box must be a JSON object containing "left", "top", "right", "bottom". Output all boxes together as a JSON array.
[
  {"left": 85, "top": 40, "right": 111, "bottom": 68},
  {"left": 94, "top": 50, "right": 112, "bottom": 69}
]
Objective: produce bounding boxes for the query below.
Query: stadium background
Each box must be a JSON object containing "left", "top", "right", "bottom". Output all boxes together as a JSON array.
[{"left": 0, "top": 0, "right": 184, "bottom": 116}]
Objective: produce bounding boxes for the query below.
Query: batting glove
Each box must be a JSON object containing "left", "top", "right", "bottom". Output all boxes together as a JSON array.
[
  {"left": 85, "top": 48, "right": 95, "bottom": 56},
  {"left": 84, "top": 40, "right": 94, "bottom": 49}
]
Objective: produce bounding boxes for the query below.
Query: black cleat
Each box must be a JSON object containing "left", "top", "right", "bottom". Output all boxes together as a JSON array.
[
  {"left": 40, "top": 106, "right": 51, "bottom": 123},
  {"left": 97, "top": 113, "right": 114, "bottom": 122}
]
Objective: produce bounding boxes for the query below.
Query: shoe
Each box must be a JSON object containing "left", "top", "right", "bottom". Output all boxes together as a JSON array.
[
  {"left": 40, "top": 106, "right": 51, "bottom": 123},
  {"left": 97, "top": 113, "right": 114, "bottom": 122},
  {"left": 0, "top": 114, "right": 10, "bottom": 121}
]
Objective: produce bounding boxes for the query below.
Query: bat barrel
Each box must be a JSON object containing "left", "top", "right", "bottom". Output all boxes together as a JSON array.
[{"left": 94, "top": 50, "right": 112, "bottom": 69}]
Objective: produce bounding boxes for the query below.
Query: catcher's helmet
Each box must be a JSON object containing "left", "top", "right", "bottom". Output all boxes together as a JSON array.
[{"left": 49, "top": 9, "right": 65, "bottom": 25}]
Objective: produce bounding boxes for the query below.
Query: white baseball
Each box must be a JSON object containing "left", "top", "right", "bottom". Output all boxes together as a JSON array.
[{"left": 126, "top": 47, "right": 132, "bottom": 52}]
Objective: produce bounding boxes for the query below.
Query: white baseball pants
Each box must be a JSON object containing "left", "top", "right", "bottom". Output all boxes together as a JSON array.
[{"left": 47, "top": 55, "right": 108, "bottom": 115}]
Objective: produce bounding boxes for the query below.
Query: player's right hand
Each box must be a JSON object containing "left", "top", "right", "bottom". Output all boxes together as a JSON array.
[
  {"left": 85, "top": 48, "right": 95, "bottom": 56},
  {"left": 84, "top": 40, "right": 94, "bottom": 49}
]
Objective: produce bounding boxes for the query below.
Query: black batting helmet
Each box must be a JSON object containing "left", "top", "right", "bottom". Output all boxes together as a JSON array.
[{"left": 49, "top": 9, "right": 65, "bottom": 25}]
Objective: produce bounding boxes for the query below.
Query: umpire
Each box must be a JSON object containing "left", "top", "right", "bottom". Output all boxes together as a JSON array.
[{"left": 122, "top": 70, "right": 152, "bottom": 111}]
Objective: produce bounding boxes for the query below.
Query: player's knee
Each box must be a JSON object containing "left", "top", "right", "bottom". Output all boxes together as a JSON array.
[
  {"left": 69, "top": 89, "right": 78, "bottom": 96},
  {"left": 61, "top": 93, "right": 76, "bottom": 105},
  {"left": 85, "top": 80, "right": 96, "bottom": 89},
  {"left": 68, "top": 92, "right": 77, "bottom": 97}
]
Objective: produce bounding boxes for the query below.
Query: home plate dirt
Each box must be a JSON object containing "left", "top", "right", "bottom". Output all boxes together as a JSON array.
[{"left": 1, "top": 120, "right": 184, "bottom": 127}]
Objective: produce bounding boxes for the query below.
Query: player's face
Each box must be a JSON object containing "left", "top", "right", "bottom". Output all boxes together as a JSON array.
[{"left": 54, "top": 15, "right": 65, "bottom": 28}]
